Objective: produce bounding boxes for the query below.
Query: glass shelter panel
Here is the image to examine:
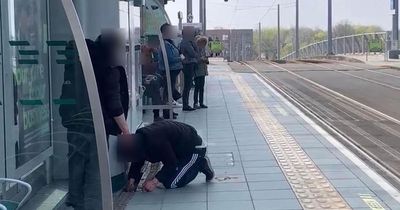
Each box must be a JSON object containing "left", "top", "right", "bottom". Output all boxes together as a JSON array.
[{"left": 1, "top": 0, "right": 113, "bottom": 209}]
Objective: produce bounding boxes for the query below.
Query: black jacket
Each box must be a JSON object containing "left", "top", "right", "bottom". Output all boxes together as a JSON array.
[
  {"left": 99, "top": 66, "right": 129, "bottom": 135},
  {"left": 95, "top": 36, "right": 129, "bottom": 135},
  {"left": 180, "top": 39, "right": 199, "bottom": 64},
  {"left": 127, "top": 120, "right": 203, "bottom": 184}
]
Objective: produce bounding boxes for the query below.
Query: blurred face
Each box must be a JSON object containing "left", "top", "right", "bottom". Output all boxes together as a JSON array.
[
  {"left": 197, "top": 40, "right": 207, "bottom": 48},
  {"left": 101, "top": 29, "right": 128, "bottom": 66},
  {"left": 182, "top": 26, "right": 196, "bottom": 41},
  {"left": 163, "top": 26, "right": 178, "bottom": 40}
]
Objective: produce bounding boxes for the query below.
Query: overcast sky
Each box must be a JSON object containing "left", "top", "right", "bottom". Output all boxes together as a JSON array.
[{"left": 164, "top": 0, "right": 393, "bottom": 30}]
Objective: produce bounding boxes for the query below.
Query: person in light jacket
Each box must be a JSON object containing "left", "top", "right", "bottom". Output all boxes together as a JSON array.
[{"left": 193, "top": 36, "right": 209, "bottom": 109}]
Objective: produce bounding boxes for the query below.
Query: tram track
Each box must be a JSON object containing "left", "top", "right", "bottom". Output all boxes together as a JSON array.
[
  {"left": 237, "top": 60, "right": 400, "bottom": 190},
  {"left": 305, "top": 62, "right": 400, "bottom": 91},
  {"left": 339, "top": 62, "right": 400, "bottom": 79}
]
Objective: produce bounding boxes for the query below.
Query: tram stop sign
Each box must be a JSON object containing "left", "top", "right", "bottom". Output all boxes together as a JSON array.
[
  {"left": 369, "top": 39, "right": 383, "bottom": 53},
  {"left": 188, "top": 13, "right": 194, "bottom": 23}
]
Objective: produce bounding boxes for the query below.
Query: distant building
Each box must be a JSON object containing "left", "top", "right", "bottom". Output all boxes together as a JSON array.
[{"left": 207, "top": 29, "right": 254, "bottom": 61}]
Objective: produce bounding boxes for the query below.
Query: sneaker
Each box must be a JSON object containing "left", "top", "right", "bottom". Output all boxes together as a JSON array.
[
  {"left": 201, "top": 156, "right": 214, "bottom": 181},
  {"left": 173, "top": 100, "right": 183, "bottom": 108},
  {"left": 200, "top": 104, "right": 208, "bottom": 109},
  {"left": 183, "top": 106, "right": 196, "bottom": 111},
  {"left": 193, "top": 104, "right": 201, "bottom": 109}
]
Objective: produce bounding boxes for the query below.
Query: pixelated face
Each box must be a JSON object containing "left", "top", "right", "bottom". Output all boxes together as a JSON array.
[
  {"left": 197, "top": 40, "right": 207, "bottom": 48},
  {"left": 182, "top": 26, "right": 196, "bottom": 41},
  {"left": 163, "top": 25, "right": 178, "bottom": 40}
]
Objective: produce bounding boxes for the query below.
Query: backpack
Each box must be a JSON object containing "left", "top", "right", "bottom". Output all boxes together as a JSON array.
[{"left": 59, "top": 39, "right": 101, "bottom": 130}]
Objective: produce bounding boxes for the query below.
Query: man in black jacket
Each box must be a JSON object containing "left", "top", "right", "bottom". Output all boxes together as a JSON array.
[
  {"left": 118, "top": 120, "right": 214, "bottom": 192},
  {"left": 96, "top": 30, "right": 130, "bottom": 136}
]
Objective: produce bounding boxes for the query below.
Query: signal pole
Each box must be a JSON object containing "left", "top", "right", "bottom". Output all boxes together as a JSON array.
[
  {"left": 327, "top": 0, "right": 333, "bottom": 55},
  {"left": 277, "top": 4, "right": 281, "bottom": 60}
]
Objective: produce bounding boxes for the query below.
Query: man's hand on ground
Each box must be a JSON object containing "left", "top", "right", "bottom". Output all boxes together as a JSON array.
[
  {"left": 125, "top": 178, "right": 137, "bottom": 192},
  {"left": 143, "top": 178, "right": 159, "bottom": 192}
]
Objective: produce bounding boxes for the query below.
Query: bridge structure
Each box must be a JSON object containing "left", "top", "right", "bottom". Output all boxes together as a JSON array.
[{"left": 283, "top": 32, "right": 390, "bottom": 61}]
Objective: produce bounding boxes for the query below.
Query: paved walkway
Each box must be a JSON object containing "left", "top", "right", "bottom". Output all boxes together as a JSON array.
[
  {"left": 345, "top": 54, "right": 400, "bottom": 69},
  {"left": 126, "top": 60, "right": 400, "bottom": 210}
]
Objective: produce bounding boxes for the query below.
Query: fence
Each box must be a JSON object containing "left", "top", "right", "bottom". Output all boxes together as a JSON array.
[{"left": 282, "top": 32, "right": 389, "bottom": 60}]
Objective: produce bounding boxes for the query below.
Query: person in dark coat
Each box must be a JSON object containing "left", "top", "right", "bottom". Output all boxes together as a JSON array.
[
  {"left": 180, "top": 26, "right": 199, "bottom": 111},
  {"left": 118, "top": 120, "right": 214, "bottom": 192},
  {"left": 96, "top": 30, "right": 130, "bottom": 136}
]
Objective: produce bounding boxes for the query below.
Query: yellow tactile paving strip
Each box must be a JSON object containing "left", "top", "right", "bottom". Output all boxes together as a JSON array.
[{"left": 230, "top": 74, "right": 351, "bottom": 210}]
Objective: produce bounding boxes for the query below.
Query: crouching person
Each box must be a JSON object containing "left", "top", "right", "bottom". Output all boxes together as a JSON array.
[{"left": 118, "top": 120, "right": 214, "bottom": 192}]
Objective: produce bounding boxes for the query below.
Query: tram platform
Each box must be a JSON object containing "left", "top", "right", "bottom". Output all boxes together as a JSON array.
[{"left": 126, "top": 60, "right": 400, "bottom": 210}]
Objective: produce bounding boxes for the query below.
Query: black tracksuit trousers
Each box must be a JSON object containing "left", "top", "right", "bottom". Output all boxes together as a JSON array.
[{"left": 158, "top": 148, "right": 206, "bottom": 189}]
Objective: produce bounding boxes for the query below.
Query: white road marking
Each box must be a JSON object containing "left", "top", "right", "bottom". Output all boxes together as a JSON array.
[
  {"left": 340, "top": 63, "right": 400, "bottom": 80},
  {"left": 276, "top": 106, "right": 289, "bottom": 116},
  {"left": 261, "top": 90, "right": 271, "bottom": 97}
]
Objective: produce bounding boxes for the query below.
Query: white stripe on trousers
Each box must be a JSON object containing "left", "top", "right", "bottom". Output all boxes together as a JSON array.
[{"left": 171, "top": 154, "right": 199, "bottom": 188}]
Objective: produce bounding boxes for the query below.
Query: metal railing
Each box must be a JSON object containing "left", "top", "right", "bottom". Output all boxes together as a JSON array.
[{"left": 282, "top": 32, "right": 389, "bottom": 60}]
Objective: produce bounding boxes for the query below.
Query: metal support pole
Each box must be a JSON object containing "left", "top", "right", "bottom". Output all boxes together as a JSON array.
[
  {"left": 200, "top": 0, "right": 203, "bottom": 29},
  {"left": 229, "top": 29, "right": 232, "bottom": 61},
  {"left": 277, "top": 4, "right": 281, "bottom": 60},
  {"left": 385, "top": 32, "right": 389, "bottom": 61},
  {"left": 335, "top": 39, "right": 338, "bottom": 54},
  {"left": 199, "top": 0, "right": 206, "bottom": 34},
  {"left": 187, "top": 0, "right": 193, "bottom": 23},
  {"left": 178, "top": 11, "right": 183, "bottom": 31},
  {"left": 327, "top": 0, "right": 333, "bottom": 55},
  {"left": 259, "top": 22, "right": 262, "bottom": 60},
  {"left": 204, "top": 0, "right": 207, "bottom": 35},
  {"left": 393, "top": 0, "right": 399, "bottom": 50},
  {"left": 241, "top": 35, "right": 244, "bottom": 61},
  {"left": 352, "top": 36, "right": 355, "bottom": 54},
  {"left": 295, "top": 0, "right": 300, "bottom": 58},
  {"left": 343, "top": 37, "right": 346, "bottom": 54},
  {"left": 236, "top": 42, "right": 239, "bottom": 61},
  {"left": 361, "top": 35, "right": 365, "bottom": 55}
]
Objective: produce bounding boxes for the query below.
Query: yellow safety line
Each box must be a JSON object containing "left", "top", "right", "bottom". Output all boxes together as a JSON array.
[{"left": 230, "top": 74, "right": 351, "bottom": 209}]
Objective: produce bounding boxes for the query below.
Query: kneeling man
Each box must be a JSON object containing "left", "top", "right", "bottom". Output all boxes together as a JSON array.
[{"left": 118, "top": 120, "right": 214, "bottom": 192}]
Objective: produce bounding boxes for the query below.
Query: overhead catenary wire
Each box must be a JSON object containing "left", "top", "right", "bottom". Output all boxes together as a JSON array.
[
  {"left": 229, "top": 0, "right": 241, "bottom": 28},
  {"left": 258, "top": 0, "right": 278, "bottom": 22},
  {"left": 236, "top": 2, "right": 295, "bottom": 11}
]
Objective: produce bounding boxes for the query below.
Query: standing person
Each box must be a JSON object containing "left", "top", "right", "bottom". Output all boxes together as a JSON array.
[
  {"left": 61, "top": 40, "right": 103, "bottom": 210},
  {"left": 180, "top": 26, "right": 199, "bottom": 111},
  {"left": 96, "top": 30, "right": 130, "bottom": 136},
  {"left": 141, "top": 38, "right": 164, "bottom": 122},
  {"left": 158, "top": 23, "right": 183, "bottom": 119},
  {"left": 118, "top": 120, "right": 214, "bottom": 192},
  {"left": 193, "top": 36, "right": 209, "bottom": 109}
]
